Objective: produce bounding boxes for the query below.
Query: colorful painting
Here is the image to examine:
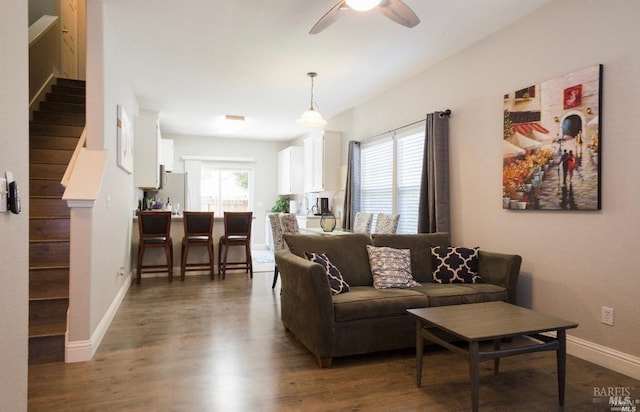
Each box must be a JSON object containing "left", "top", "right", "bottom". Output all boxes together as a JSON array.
[
  {"left": 117, "top": 104, "right": 134, "bottom": 174},
  {"left": 502, "top": 64, "right": 602, "bottom": 211}
]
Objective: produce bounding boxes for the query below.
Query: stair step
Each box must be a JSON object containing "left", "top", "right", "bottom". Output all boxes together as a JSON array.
[
  {"left": 30, "top": 197, "right": 70, "bottom": 218},
  {"left": 30, "top": 148, "right": 74, "bottom": 165},
  {"left": 45, "top": 92, "right": 85, "bottom": 105},
  {"left": 30, "top": 121, "right": 83, "bottom": 137},
  {"left": 30, "top": 163, "right": 67, "bottom": 180},
  {"left": 28, "top": 334, "right": 65, "bottom": 365},
  {"left": 29, "top": 241, "right": 70, "bottom": 268},
  {"left": 30, "top": 135, "right": 80, "bottom": 151},
  {"left": 30, "top": 217, "right": 70, "bottom": 240},
  {"left": 39, "top": 100, "right": 86, "bottom": 115},
  {"left": 33, "top": 110, "right": 86, "bottom": 126},
  {"left": 30, "top": 267, "right": 69, "bottom": 299},
  {"left": 51, "top": 84, "right": 86, "bottom": 96},
  {"left": 30, "top": 179, "right": 65, "bottom": 197},
  {"left": 29, "top": 297, "right": 68, "bottom": 328},
  {"left": 56, "top": 78, "right": 86, "bottom": 88}
]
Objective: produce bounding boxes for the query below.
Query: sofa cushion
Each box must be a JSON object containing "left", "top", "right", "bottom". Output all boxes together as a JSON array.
[
  {"left": 411, "top": 282, "right": 508, "bottom": 307},
  {"left": 366, "top": 246, "right": 420, "bottom": 289},
  {"left": 304, "top": 252, "right": 350, "bottom": 295},
  {"left": 332, "top": 286, "right": 429, "bottom": 322},
  {"left": 431, "top": 246, "right": 481, "bottom": 284},
  {"left": 284, "top": 233, "right": 374, "bottom": 286},
  {"left": 371, "top": 233, "right": 451, "bottom": 282}
]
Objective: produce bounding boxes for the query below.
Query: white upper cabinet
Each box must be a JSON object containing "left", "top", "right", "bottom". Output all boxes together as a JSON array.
[
  {"left": 134, "top": 111, "right": 161, "bottom": 189},
  {"left": 277, "top": 146, "right": 303, "bottom": 195},
  {"left": 304, "top": 130, "right": 340, "bottom": 193},
  {"left": 160, "top": 138, "right": 174, "bottom": 172}
]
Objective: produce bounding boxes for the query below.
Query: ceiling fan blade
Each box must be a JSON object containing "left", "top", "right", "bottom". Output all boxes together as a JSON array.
[
  {"left": 310, "top": 1, "right": 346, "bottom": 34},
  {"left": 377, "top": 0, "right": 420, "bottom": 28}
]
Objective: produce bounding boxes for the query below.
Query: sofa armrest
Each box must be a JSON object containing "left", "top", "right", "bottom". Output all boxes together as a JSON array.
[
  {"left": 275, "top": 250, "right": 335, "bottom": 358},
  {"left": 478, "top": 251, "right": 522, "bottom": 304}
]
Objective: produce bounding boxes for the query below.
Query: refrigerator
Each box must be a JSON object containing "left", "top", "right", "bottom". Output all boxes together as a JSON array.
[{"left": 155, "top": 172, "right": 188, "bottom": 212}]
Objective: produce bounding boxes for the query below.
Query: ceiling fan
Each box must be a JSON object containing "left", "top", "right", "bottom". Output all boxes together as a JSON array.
[{"left": 310, "top": 0, "right": 420, "bottom": 35}]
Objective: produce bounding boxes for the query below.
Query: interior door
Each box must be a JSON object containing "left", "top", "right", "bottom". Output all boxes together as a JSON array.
[{"left": 61, "top": 0, "right": 78, "bottom": 79}]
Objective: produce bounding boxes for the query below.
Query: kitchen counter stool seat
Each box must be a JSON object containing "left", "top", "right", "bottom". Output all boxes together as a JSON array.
[
  {"left": 137, "top": 211, "right": 173, "bottom": 284},
  {"left": 181, "top": 211, "right": 215, "bottom": 280}
]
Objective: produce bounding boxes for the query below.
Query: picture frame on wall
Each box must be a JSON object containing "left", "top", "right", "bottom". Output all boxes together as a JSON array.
[
  {"left": 116, "top": 104, "right": 134, "bottom": 174},
  {"left": 502, "top": 64, "right": 602, "bottom": 211}
]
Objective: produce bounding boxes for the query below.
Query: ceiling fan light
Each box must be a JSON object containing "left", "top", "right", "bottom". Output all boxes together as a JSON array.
[
  {"left": 345, "top": 0, "right": 382, "bottom": 11},
  {"left": 296, "top": 108, "right": 327, "bottom": 127}
]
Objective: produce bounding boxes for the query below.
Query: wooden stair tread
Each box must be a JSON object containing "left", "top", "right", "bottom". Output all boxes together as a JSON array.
[
  {"left": 29, "top": 265, "right": 70, "bottom": 271},
  {"left": 29, "top": 323, "right": 67, "bottom": 337}
]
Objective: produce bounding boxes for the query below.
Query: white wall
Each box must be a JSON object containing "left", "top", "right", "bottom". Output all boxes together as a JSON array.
[
  {"left": 166, "top": 133, "right": 288, "bottom": 246},
  {"left": 0, "top": 2, "right": 29, "bottom": 409},
  {"left": 332, "top": 0, "right": 640, "bottom": 376}
]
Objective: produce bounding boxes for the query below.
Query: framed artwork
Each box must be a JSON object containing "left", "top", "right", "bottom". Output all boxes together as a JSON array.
[
  {"left": 502, "top": 64, "right": 602, "bottom": 211},
  {"left": 117, "top": 104, "right": 134, "bottom": 174}
]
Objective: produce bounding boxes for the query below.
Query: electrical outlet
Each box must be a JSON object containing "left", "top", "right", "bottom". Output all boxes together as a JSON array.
[
  {"left": 118, "top": 267, "right": 125, "bottom": 277},
  {"left": 601, "top": 306, "right": 615, "bottom": 326}
]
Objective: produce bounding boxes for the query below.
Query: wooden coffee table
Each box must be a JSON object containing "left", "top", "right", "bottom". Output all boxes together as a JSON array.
[{"left": 407, "top": 301, "right": 578, "bottom": 412}]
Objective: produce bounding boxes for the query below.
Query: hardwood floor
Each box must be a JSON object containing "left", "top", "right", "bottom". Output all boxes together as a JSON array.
[{"left": 28, "top": 271, "right": 638, "bottom": 411}]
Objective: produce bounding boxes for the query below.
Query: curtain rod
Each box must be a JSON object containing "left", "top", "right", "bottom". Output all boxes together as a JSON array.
[{"left": 365, "top": 109, "right": 452, "bottom": 141}]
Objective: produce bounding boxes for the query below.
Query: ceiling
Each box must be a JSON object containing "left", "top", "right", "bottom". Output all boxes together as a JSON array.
[{"left": 106, "top": 0, "right": 550, "bottom": 141}]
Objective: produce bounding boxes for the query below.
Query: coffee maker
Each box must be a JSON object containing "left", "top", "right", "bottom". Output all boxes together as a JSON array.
[{"left": 313, "top": 197, "right": 330, "bottom": 215}]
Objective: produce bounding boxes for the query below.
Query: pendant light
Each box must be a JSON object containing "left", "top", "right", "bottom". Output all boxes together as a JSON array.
[
  {"left": 296, "top": 72, "right": 327, "bottom": 127},
  {"left": 345, "top": 0, "right": 382, "bottom": 11}
]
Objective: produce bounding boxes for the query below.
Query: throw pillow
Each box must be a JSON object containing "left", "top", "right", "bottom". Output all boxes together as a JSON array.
[
  {"left": 366, "top": 245, "right": 420, "bottom": 289},
  {"left": 304, "top": 252, "right": 350, "bottom": 295},
  {"left": 431, "top": 246, "right": 481, "bottom": 284}
]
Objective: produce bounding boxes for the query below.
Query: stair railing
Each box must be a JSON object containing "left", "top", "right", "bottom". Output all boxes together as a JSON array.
[{"left": 61, "top": 128, "right": 87, "bottom": 188}]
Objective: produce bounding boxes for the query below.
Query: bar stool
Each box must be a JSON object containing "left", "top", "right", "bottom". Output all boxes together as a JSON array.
[
  {"left": 137, "top": 211, "right": 173, "bottom": 284},
  {"left": 180, "top": 211, "right": 215, "bottom": 281},
  {"left": 218, "top": 211, "right": 253, "bottom": 279}
]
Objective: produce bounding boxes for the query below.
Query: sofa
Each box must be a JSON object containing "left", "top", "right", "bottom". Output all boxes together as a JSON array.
[{"left": 276, "top": 232, "right": 522, "bottom": 368}]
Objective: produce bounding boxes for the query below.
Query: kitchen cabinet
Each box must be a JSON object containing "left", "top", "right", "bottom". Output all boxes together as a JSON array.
[
  {"left": 277, "top": 146, "right": 303, "bottom": 195},
  {"left": 161, "top": 138, "right": 174, "bottom": 172},
  {"left": 303, "top": 130, "right": 340, "bottom": 192},
  {"left": 134, "top": 111, "right": 161, "bottom": 189}
]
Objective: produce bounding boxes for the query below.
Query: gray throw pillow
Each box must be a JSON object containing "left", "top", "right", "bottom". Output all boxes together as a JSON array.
[{"left": 367, "top": 245, "right": 420, "bottom": 289}]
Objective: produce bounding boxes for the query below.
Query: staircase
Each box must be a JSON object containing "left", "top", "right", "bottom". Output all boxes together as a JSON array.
[{"left": 29, "top": 78, "right": 85, "bottom": 364}]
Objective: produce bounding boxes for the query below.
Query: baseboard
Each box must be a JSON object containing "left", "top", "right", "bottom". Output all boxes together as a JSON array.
[
  {"left": 567, "top": 335, "right": 640, "bottom": 380},
  {"left": 65, "top": 272, "right": 132, "bottom": 363}
]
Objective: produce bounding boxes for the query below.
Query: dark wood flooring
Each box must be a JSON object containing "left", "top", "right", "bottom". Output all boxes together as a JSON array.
[{"left": 28, "top": 271, "right": 639, "bottom": 411}]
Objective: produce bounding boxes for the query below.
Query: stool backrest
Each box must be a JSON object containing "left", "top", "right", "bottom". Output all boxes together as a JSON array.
[
  {"left": 183, "top": 211, "right": 214, "bottom": 238},
  {"left": 352, "top": 212, "right": 373, "bottom": 234},
  {"left": 375, "top": 213, "right": 400, "bottom": 234},
  {"left": 279, "top": 213, "right": 299, "bottom": 234},
  {"left": 223, "top": 211, "right": 253, "bottom": 239},
  {"left": 138, "top": 211, "right": 172, "bottom": 239},
  {"left": 268, "top": 213, "right": 285, "bottom": 251}
]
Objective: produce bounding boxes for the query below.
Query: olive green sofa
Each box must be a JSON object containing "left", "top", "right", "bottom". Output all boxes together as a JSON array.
[{"left": 276, "top": 232, "right": 522, "bottom": 368}]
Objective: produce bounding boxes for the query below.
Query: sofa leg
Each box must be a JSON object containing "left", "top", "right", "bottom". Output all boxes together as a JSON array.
[{"left": 317, "top": 357, "right": 332, "bottom": 368}]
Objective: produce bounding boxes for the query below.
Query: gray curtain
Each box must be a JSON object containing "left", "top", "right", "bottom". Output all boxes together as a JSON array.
[
  {"left": 342, "top": 141, "right": 360, "bottom": 230},
  {"left": 418, "top": 111, "right": 450, "bottom": 233}
]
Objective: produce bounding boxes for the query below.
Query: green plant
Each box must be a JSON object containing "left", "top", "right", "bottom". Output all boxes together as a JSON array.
[{"left": 271, "top": 198, "right": 289, "bottom": 213}]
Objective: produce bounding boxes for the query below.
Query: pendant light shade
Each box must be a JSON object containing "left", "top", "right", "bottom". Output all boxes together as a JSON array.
[
  {"left": 345, "top": 0, "right": 382, "bottom": 11},
  {"left": 296, "top": 72, "right": 327, "bottom": 127}
]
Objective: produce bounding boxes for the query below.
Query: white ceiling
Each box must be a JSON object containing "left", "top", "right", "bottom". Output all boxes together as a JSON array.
[{"left": 106, "top": 0, "right": 550, "bottom": 141}]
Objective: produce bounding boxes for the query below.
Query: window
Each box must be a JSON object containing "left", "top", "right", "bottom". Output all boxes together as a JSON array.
[
  {"left": 360, "top": 126, "right": 424, "bottom": 233},
  {"left": 184, "top": 157, "right": 254, "bottom": 214}
]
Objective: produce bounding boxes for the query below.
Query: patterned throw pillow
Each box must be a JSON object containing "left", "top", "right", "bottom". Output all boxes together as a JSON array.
[
  {"left": 304, "top": 252, "right": 350, "bottom": 295},
  {"left": 366, "top": 246, "right": 420, "bottom": 289},
  {"left": 431, "top": 246, "right": 481, "bottom": 284}
]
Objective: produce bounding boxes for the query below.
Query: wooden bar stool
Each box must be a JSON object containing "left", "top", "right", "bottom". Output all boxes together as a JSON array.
[
  {"left": 136, "top": 211, "right": 173, "bottom": 284},
  {"left": 218, "top": 211, "right": 253, "bottom": 279},
  {"left": 180, "top": 211, "right": 215, "bottom": 280}
]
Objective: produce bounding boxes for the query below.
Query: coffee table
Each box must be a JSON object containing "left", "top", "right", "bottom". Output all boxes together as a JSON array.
[{"left": 407, "top": 301, "right": 578, "bottom": 412}]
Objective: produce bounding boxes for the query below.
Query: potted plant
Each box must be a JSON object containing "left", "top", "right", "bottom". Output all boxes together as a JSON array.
[{"left": 271, "top": 198, "right": 290, "bottom": 213}]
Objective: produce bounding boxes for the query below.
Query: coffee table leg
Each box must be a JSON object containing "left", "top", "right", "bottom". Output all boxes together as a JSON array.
[
  {"left": 416, "top": 320, "right": 424, "bottom": 387},
  {"left": 469, "top": 341, "right": 480, "bottom": 412},
  {"left": 557, "top": 329, "right": 567, "bottom": 406}
]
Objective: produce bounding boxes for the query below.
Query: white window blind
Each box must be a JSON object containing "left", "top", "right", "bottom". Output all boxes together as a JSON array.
[
  {"left": 360, "top": 125, "right": 425, "bottom": 234},
  {"left": 396, "top": 132, "right": 424, "bottom": 233},
  {"left": 361, "top": 138, "right": 393, "bottom": 232}
]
